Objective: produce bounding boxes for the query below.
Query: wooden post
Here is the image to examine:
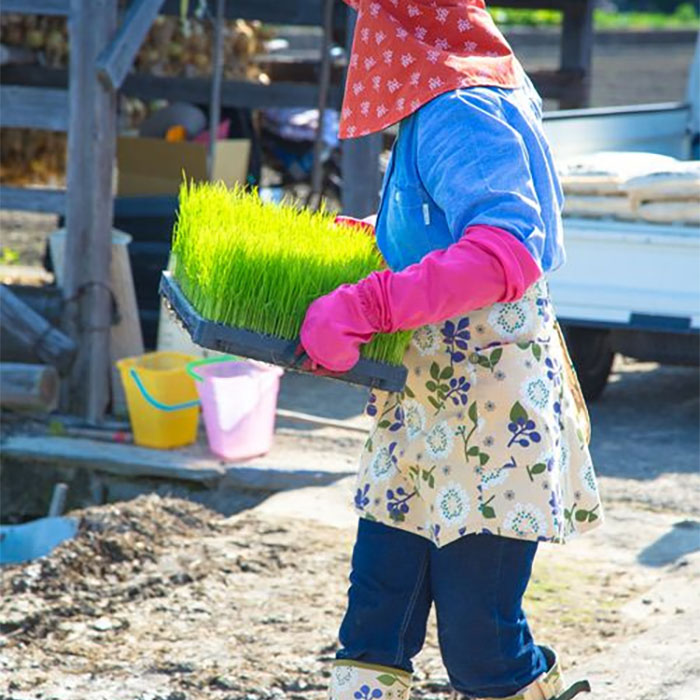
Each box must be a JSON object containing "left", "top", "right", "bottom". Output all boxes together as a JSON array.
[
  {"left": 63, "top": 0, "right": 118, "bottom": 421},
  {"left": 208, "top": 0, "right": 225, "bottom": 179},
  {"left": 310, "top": 0, "right": 334, "bottom": 207},
  {"left": 0, "top": 285, "right": 77, "bottom": 374},
  {"left": 340, "top": 4, "right": 382, "bottom": 217},
  {"left": 560, "top": 0, "right": 594, "bottom": 109},
  {"left": 96, "top": 0, "right": 166, "bottom": 91}
]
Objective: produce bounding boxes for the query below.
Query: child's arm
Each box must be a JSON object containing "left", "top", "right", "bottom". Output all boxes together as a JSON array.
[{"left": 300, "top": 224, "right": 539, "bottom": 372}]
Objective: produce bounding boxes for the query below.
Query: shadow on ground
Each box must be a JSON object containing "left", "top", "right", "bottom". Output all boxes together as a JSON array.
[
  {"left": 637, "top": 520, "right": 700, "bottom": 567},
  {"left": 588, "top": 360, "right": 698, "bottom": 480}
]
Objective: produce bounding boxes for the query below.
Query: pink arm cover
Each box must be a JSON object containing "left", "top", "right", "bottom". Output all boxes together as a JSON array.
[
  {"left": 358, "top": 225, "right": 541, "bottom": 333},
  {"left": 300, "top": 225, "right": 541, "bottom": 372}
]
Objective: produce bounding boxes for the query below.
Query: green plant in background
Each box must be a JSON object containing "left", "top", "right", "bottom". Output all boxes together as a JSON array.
[
  {"left": 0, "top": 248, "right": 20, "bottom": 265},
  {"left": 171, "top": 182, "right": 412, "bottom": 367},
  {"left": 489, "top": 3, "right": 699, "bottom": 29}
]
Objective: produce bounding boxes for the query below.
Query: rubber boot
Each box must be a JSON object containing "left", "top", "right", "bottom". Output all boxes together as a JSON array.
[
  {"left": 473, "top": 647, "right": 591, "bottom": 700},
  {"left": 329, "top": 660, "right": 411, "bottom": 700}
]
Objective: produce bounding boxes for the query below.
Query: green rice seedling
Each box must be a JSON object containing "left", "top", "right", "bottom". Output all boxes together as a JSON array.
[{"left": 171, "top": 181, "right": 412, "bottom": 367}]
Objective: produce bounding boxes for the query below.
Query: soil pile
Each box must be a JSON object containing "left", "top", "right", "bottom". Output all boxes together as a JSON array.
[{"left": 1, "top": 496, "right": 221, "bottom": 641}]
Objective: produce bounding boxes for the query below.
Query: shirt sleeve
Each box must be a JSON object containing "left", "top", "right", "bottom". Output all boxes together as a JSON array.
[{"left": 415, "top": 89, "right": 553, "bottom": 271}]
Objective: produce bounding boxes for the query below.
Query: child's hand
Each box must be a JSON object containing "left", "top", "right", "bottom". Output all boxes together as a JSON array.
[
  {"left": 292, "top": 344, "right": 345, "bottom": 378},
  {"left": 299, "top": 282, "right": 377, "bottom": 373}
]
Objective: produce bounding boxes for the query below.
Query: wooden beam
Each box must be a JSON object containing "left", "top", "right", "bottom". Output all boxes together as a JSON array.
[
  {"left": 63, "top": 0, "right": 118, "bottom": 421},
  {"left": 528, "top": 68, "right": 587, "bottom": 101},
  {"left": 0, "top": 364, "right": 60, "bottom": 414},
  {"left": 96, "top": 0, "right": 165, "bottom": 91},
  {"left": 2, "top": 435, "right": 227, "bottom": 483},
  {"left": 0, "top": 285, "right": 77, "bottom": 375},
  {"left": 560, "top": 0, "right": 594, "bottom": 108},
  {"left": 340, "top": 5, "right": 381, "bottom": 217},
  {"left": 0, "top": 64, "right": 345, "bottom": 110},
  {"left": 160, "top": 0, "right": 343, "bottom": 26},
  {"left": 122, "top": 73, "right": 345, "bottom": 110},
  {"left": 0, "top": 86, "right": 69, "bottom": 131},
  {"left": 0, "top": 186, "right": 66, "bottom": 214},
  {"left": 0, "top": 0, "right": 70, "bottom": 15},
  {"left": 208, "top": 0, "right": 226, "bottom": 179},
  {"left": 490, "top": 0, "right": 572, "bottom": 9}
]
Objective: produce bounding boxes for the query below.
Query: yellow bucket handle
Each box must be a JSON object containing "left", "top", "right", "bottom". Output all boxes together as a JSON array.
[{"left": 129, "top": 368, "right": 200, "bottom": 412}]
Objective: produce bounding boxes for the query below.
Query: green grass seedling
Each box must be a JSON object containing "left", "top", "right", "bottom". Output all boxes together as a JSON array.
[{"left": 171, "top": 182, "right": 412, "bottom": 367}]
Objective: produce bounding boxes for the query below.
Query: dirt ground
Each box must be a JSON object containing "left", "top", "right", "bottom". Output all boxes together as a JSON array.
[
  {"left": 0, "top": 494, "right": 661, "bottom": 700},
  {"left": 2, "top": 356, "right": 699, "bottom": 700},
  {"left": 1, "top": 484, "right": 698, "bottom": 700}
]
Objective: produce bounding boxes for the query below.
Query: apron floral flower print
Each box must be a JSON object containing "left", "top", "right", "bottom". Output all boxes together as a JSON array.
[{"left": 356, "top": 280, "right": 603, "bottom": 547}]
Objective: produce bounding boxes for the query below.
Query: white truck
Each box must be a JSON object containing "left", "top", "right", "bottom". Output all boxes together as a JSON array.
[{"left": 542, "top": 47, "right": 700, "bottom": 400}]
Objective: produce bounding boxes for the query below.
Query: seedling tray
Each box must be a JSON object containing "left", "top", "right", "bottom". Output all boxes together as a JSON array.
[{"left": 160, "top": 272, "right": 408, "bottom": 393}]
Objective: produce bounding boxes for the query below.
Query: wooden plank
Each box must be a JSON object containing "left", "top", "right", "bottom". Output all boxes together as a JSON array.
[
  {"left": 2, "top": 285, "right": 62, "bottom": 323},
  {"left": 0, "top": 186, "right": 66, "bottom": 213},
  {"left": 0, "top": 86, "right": 69, "bottom": 131},
  {"left": 88, "top": 0, "right": 120, "bottom": 422},
  {"left": 560, "top": 0, "right": 594, "bottom": 108},
  {"left": 0, "top": 0, "right": 70, "bottom": 15},
  {"left": 2, "top": 435, "right": 227, "bottom": 483},
  {"left": 0, "top": 285, "right": 77, "bottom": 374},
  {"left": 121, "top": 72, "right": 345, "bottom": 110},
  {"left": 491, "top": 0, "right": 575, "bottom": 9},
  {"left": 0, "top": 64, "right": 345, "bottom": 109},
  {"left": 63, "top": 0, "right": 118, "bottom": 420},
  {"left": 96, "top": 0, "right": 165, "bottom": 91},
  {"left": 208, "top": 0, "right": 225, "bottom": 179},
  {"left": 160, "top": 0, "right": 340, "bottom": 26},
  {"left": 1, "top": 433, "right": 356, "bottom": 490},
  {"left": 1, "top": 286, "right": 63, "bottom": 365},
  {"left": 0, "top": 364, "right": 60, "bottom": 413},
  {"left": 528, "top": 68, "right": 587, "bottom": 102},
  {"left": 62, "top": 0, "right": 94, "bottom": 412}
]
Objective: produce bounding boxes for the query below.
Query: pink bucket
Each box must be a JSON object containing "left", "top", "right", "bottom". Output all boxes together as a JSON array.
[{"left": 188, "top": 358, "right": 283, "bottom": 460}]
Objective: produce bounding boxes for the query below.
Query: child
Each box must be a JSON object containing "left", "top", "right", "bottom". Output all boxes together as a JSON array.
[{"left": 300, "top": 3, "right": 603, "bottom": 699}]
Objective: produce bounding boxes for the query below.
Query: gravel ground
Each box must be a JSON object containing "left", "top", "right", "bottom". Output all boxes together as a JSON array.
[
  {"left": 0, "top": 494, "right": 663, "bottom": 700},
  {"left": 1, "top": 357, "right": 699, "bottom": 700}
]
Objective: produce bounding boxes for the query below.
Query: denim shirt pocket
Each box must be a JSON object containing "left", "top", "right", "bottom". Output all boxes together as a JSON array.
[{"left": 380, "top": 180, "right": 435, "bottom": 270}]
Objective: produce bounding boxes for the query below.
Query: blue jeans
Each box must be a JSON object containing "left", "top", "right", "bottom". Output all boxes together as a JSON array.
[{"left": 337, "top": 519, "right": 547, "bottom": 698}]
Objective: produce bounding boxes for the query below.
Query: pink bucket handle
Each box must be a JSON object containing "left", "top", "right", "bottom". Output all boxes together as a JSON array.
[{"left": 186, "top": 355, "right": 238, "bottom": 382}]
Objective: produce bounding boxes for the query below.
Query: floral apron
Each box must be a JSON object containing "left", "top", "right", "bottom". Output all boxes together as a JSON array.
[{"left": 355, "top": 279, "right": 603, "bottom": 548}]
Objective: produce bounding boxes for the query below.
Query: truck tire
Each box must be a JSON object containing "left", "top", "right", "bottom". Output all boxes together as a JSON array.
[{"left": 561, "top": 326, "right": 615, "bottom": 402}]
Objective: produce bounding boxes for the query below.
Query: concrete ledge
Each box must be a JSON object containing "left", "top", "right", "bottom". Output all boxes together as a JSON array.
[{"left": 1, "top": 431, "right": 358, "bottom": 492}]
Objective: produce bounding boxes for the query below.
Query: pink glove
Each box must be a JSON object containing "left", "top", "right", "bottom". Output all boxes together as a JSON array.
[
  {"left": 335, "top": 214, "right": 377, "bottom": 236},
  {"left": 300, "top": 225, "right": 542, "bottom": 372}
]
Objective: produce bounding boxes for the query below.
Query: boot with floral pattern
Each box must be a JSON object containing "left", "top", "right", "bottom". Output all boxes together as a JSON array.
[
  {"left": 472, "top": 647, "right": 590, "bottom": 700},
  {"left": 329, "top": 660, "right": 411, "bottom": 700}
]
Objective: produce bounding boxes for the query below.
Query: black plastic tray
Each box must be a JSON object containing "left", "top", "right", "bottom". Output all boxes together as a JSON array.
[{"left": 160, "top": 272, "right": 408, "bottom": 393}]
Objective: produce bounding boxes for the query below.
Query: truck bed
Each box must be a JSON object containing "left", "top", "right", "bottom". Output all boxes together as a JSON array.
[{"left": 548, "top": 217, "right": 700, "bottom": 334}]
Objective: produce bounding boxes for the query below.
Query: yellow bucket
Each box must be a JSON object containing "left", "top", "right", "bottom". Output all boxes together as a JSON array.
[{"left": 117, "top": 351, "right": 200, "bottom": 449}]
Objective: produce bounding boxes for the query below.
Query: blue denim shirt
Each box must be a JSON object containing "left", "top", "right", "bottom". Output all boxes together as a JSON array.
[{"left": 375, "top": 80, "right": 565, "bottom": 274}]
